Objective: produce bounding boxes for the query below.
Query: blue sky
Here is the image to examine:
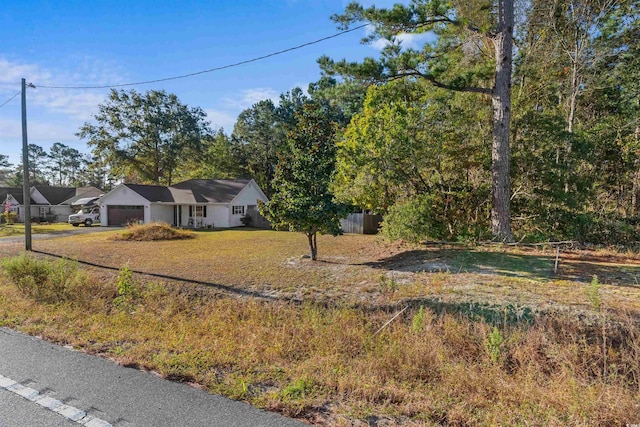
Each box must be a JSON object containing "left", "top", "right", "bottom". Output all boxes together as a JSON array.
[{"left": 0, "top": 0, "right": 424, "bottom": 166}]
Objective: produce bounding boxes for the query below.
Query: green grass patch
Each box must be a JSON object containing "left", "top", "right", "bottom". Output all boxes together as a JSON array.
[{"left": 0, "top": 223, "right": 74, "bottom": 237}]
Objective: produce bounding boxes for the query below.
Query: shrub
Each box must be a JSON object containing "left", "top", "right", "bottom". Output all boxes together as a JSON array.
[
  {"left": 1, "top": 211, "right": 18, "bottom": 224},
  {"left": 1, "top": 254, "right": 109, "bottom": 306},
  {"left": 113, "top": 222, "right": 195, "bottom": 241},
  {"left": 381, "top": 194, "right": 447, "bottom": 243}
]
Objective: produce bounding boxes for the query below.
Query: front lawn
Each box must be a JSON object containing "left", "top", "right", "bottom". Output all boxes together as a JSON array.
[
  {"left": 1, "top": 230, "right": 639, "bottom": 425},
  {"left": 0, "top": 223, "right": 76, "bottom": 237}
]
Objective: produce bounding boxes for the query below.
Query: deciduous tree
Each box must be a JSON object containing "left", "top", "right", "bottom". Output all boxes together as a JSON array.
[
  {"left": 78, "top": 89, "right": 210, "bottom": 185},
  {"left": 259, "top": 103, "right": 347, "bottom": 260}
]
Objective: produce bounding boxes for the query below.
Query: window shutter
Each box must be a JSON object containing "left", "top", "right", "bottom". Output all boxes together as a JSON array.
[
  {"left": 189, "top": 206, "right": 193, "bottom": 217},
  {"left": 203, "top": 206, "right": 207, "bottom": 217}
]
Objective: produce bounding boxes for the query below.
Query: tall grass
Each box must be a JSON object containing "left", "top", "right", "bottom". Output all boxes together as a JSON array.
[{"left": 1, "top": 255, "right": 639, "bottom": 425}]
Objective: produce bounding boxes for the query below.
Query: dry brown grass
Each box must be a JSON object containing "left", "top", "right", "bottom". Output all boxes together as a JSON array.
[
  {"left": 0, "top": 262, "right": 638, "bottom": 426},
  {"left": 112, "top": 222, "right": 195, "bottom": 241},
  {"left": 1, "top": 232, "right": 640, "bottom": 425}
]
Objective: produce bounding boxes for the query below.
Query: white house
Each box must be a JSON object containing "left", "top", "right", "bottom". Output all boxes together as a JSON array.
[
  {"left": 98, "top": 179, "right": 269, "bottom": 228},
  {"left": 1, "top": 186, "right": 103, "bottom": 223}
]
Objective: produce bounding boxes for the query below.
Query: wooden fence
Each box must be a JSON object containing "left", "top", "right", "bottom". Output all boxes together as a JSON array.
[{"left": 340, "top": 213, "right": 382, "bottom": 234}]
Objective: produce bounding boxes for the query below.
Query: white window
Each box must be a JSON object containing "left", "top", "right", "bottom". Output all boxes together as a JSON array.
[{"left": 232, "top": 205, "right": 245, "bottom": 215}]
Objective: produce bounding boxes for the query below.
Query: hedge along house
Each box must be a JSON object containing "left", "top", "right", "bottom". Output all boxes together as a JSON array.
[
  {"left": 98, "top": 179, "right": 269, "bottom": 228},
  {"left": 1, "top": 186, "right": 103, "bottom": 223}
]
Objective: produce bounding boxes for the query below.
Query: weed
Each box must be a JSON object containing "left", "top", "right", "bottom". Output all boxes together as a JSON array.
[
  {"left": 281, "top": 378, "right": 316, "bottom": 400},
  {"left": 586, "top": 275, "right": 602, "bottom": 310},
  {"left": 1, "top": 254, "right": 111, "bottom": 308},
  {"left": 378, "top": 274, "right": 398, "bottom": 294},
  {"left": 114, "top": 265, "right": 139, "bottom": 308},
  {"left": 411, "top": 306, "right": 426, "bottom": 333},
  {"left": 487, "top": 326, "right": 504, "bottom": 364}
]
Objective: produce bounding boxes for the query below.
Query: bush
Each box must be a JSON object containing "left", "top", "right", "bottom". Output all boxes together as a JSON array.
[
  {"left": 381, "top": 194, "right": 447, "bottom": 243},
  {"left": 113, "top": 222, "right": 196, "bottom": 241},
  {"left": 1, "top": 211, "right": 18, "bottom": 224},
  {"left": 1, "top": 254, "right": 110, "bottom": 305}
]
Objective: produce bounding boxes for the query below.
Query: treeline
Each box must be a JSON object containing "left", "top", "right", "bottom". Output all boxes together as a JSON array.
[
  {"left": 0, "top": 144, "right": 112, "bottom": 189},
  {"left": 3, "top": 0, "right": 637, "bottom": 244}
]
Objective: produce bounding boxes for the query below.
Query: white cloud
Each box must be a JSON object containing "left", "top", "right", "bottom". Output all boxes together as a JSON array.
[
  {"left": 368, "top": 31, "right": 436, "bottom": 51},
  {"left": 204, "top": 109, "right": 238, "bottom": 133},
  {"left": 223, "top": 88, "right": 280, "bottom": 110},
  {"left": 0, "top": 56, "right": 124, "bottom": 120}
]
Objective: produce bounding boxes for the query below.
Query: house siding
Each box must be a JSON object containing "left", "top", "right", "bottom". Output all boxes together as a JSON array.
[
  {"left": 209, "top": 205, "right": 229, "bottom": 228},
  {"left": 228, "top": 181, "right": 268, "bottom": 227},
  {"left": 150, "top": 204, "right": 173, "bottom": 225},
  {"left": 100, "top": 185, "right": 151, "bottom": 226}
]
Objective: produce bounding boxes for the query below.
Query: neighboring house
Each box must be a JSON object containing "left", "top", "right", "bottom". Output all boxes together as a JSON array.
[
  {"left": 1, "top": 186, "right": 103, "bottom": 223},
  {"left": 98, "top": 179, "right": 269, "bottom": 228},
  {"left": 0, "top": 187, "right": 26, "bottom": 220}
]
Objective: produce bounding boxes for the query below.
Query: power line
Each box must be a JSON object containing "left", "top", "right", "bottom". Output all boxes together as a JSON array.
[
  {"left": 36, "top": 24, "right": 368, "bottom": 90},
  {"left": 0, "top": 90, "right": 21, "bottom": 110}
]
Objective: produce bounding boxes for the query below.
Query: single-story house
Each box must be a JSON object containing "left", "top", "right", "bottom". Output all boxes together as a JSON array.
[
  {"left": 98, "top": 179, "right": 268, "bottom": 228},
  {"left": 1, "top": 186, "right": 103, "bottom": 223}
]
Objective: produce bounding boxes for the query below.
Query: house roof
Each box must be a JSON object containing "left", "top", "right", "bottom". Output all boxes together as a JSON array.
[
  {"left": 0, "top": 187, "right": 30, "bottom": 205},
  {"left": 126, "top": 184, "right": 175, "bottom": 203},
  {"left": 65, "top": 187, "right": 104, "bottom": 205},
  {"left": 171, "top": 179, "right": 251, "bottom": 203},
  {"left": 29, "top": 186, "right": 103, "bottom": 206},
  {"left": 124, "top": 179, "right": 252, "bottom": 204}
]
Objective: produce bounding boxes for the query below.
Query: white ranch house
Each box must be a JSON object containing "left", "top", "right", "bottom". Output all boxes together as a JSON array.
[{"left": 99, "top": 179, "right": 268, "bottom": 228}]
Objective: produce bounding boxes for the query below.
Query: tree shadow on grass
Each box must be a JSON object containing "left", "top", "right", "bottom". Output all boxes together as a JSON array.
[
  {"left": 365, "top": 246, "right": 640, "bottom": 287},
  {"left": 33, "top": 249, "right": 279, "bottom": 301}
]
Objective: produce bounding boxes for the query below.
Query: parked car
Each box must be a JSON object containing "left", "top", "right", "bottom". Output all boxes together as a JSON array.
[{"left": 68, "top": 206, "right": 100, "bottom": 227}]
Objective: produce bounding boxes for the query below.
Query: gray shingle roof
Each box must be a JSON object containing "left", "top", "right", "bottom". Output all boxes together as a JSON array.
[
  {"left": 125, "top": 179, "right": 251, "bottom": 204},
  {"left": 126, "top": 184, "right": 175, "bottom": 202},
  {"left": 0, "top": 187, "right": 31, "bottom": 205},
  {"left": 34, "top": 187, "right": 76, "bottom": 205}
]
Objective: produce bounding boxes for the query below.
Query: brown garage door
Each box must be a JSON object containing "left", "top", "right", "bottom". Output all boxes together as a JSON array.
[{"left": 107, "top": 205, "right": 144, "bottom": 226}]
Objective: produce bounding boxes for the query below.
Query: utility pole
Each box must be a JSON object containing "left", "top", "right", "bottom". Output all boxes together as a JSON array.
[{"left": 21, "top": 78, "right": 34, "bottom": 251}]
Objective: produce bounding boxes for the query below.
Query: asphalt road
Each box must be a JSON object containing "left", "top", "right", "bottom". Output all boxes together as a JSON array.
[{"left": 0, "top": 328, "right": 304, "bottom": 427}]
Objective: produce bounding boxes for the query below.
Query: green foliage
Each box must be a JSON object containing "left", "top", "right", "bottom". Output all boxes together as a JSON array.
[
  {"left": 114, "top": 265, "right": 139, "bottom": 308},
  {"left": 231, "top": 88, "right": 310, "bottom": 197},
  {"left": 1, "top": 211, "right": 17, "bottom": 225},
  {"left": 411, "top": 305, "right": 426, "bottom": 334},
  {"left": 487, "top": 327, "right": 504, "bottom": 364},
  {"left": 259, "top": 102, "right": 348, "bottom": 260},
  {"left": 1, "top": 254, "right": 93, "bottom": 304},
  {"left": 586, "top": 275, "right": 602, "bottom": 311},
  {"left": 381, "top": 192, "right": 490, "bottom": 243},
  {"left": 78, "top": 89, "right": 210, "bottom": 185},
  {"left": 280, "top": 378, "right": 316, "bottom": 400}
]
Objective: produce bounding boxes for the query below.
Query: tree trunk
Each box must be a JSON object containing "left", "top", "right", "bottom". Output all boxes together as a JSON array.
[
  {"left": 490, "top": 0, "right": 515, "bottom": 242},
  {"left": 307, "top": 232, "right": 318, "bottom": 261}
]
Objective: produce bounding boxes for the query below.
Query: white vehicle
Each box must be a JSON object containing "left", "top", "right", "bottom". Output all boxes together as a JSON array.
[{"left": 68, "top": 206, "right": 100, "bottom": 227}]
